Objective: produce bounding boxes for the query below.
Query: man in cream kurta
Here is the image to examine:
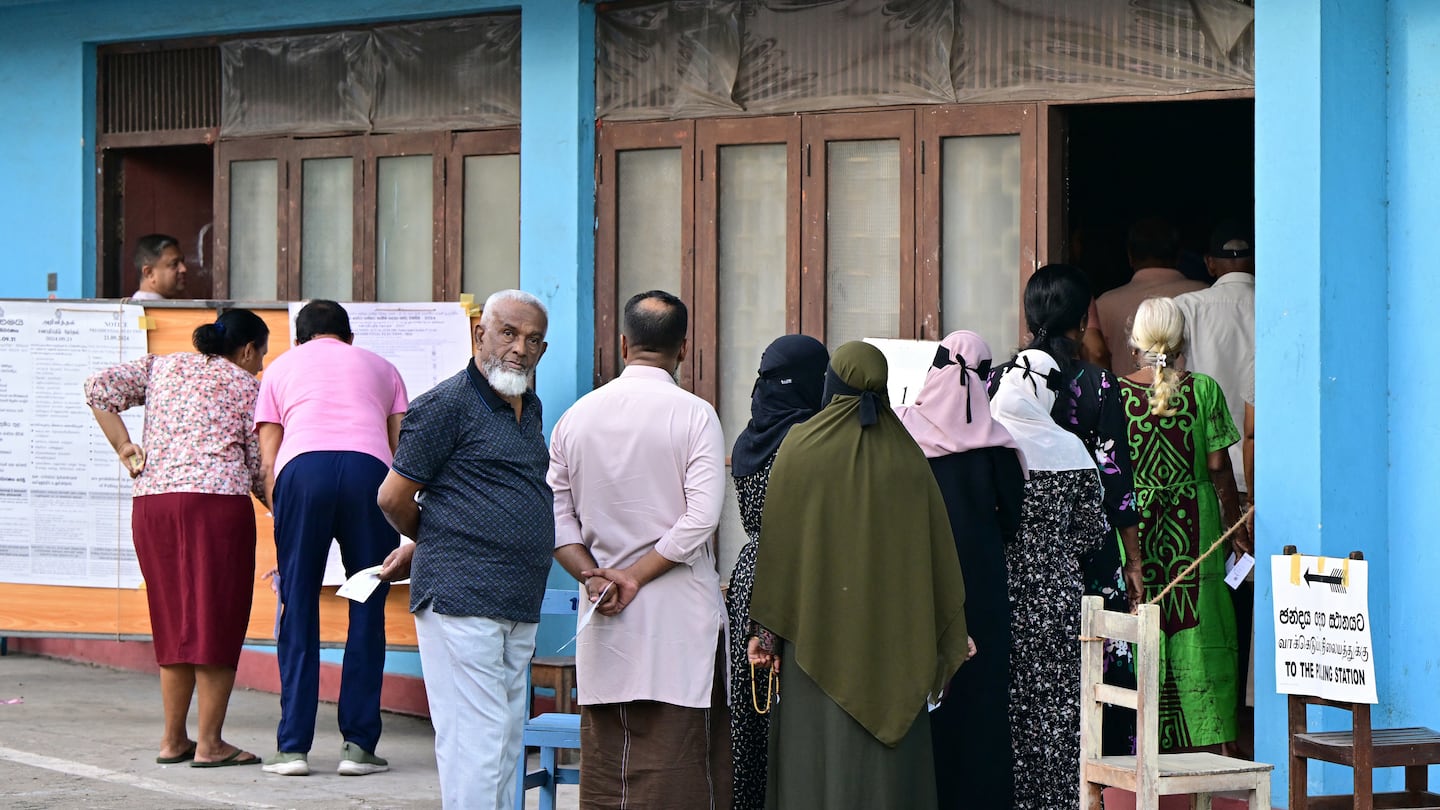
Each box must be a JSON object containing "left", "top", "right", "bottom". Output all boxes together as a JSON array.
[{"left": 550, "top": 290, "right": 730, "bottom": 810}]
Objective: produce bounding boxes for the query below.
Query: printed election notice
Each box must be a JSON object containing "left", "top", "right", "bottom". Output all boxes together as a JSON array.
[{"left": 0, "top": 303, "right": 147, "bottom": 588}]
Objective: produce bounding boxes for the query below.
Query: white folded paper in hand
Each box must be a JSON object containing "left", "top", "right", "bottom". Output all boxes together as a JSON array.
[
  {"left": 1224, "top": 552, "right": 1255, "bottom": 589},
  {"left": 336, "top": 564, "right": 387, "bottom": 603},
  {"left": 559, "top": 582, "right": 612, "bottom": 652}
]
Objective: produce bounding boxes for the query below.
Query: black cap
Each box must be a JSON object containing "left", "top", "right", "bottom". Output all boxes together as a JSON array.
[{"left": 1207, "top": 220, "right": 1253, "bottom": 259}]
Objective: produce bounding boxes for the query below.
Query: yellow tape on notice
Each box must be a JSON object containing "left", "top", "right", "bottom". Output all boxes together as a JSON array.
[
  {"left": 1290, "top": 553, "right": 1302, "bottom": 586},
  {"left": 137, "top": 316, "right": 156, "bottom": 330}
]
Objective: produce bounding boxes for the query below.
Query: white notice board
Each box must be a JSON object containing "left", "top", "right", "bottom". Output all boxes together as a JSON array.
[
  {"left": 0, "top": 302, "right": 147, "bottom": 588},
  {"left": 286, "top": 301, "right": 473, "bottom": 402},
  {"left": 286, "top": 301, "right": 473, "bottom": 585},
  {"left": 863, "top": 338, "right": 941, "bottom": 408},
  {"left": 1271, "top": 554, "right": 1378, "bottom": 703}
]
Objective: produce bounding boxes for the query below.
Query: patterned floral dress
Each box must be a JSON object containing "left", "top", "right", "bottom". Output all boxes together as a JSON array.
[
  {"left": 993, "top": 359, "right": 1140, "bottom": 753},
  {"left": 726, "top": 457, "right": 776, "bottom": 810},
  {"left": 1006, "top": 468, "right": 1108, "bottom": 810},
  {"left": 1119, "top": 372, "right": 1240, "bottom": 749}
]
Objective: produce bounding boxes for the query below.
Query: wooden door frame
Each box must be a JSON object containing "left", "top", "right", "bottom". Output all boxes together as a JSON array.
[
  {"left": 693, "top": 116, "right": 802, "bottom": 406},
  {"left": 214, "top": 137, "right": 290, "bottom": 300},
  {"left": 286, "top": 136, "right": 366, "bottom": 301},
  {"left": 917, "top": 103, "right": 1038, "bottom": 345},
  {"left": 444, "top": 129, "right": 521, "bottom": 301},
  {"left": 365, "top": 132, "right": 447, "bottom": 302},
  {"left": 799, "top": 109, "right": 917, "bottom": 343},
  {"left": 593, "top": 120, "right": 696, "bottom": 388}
]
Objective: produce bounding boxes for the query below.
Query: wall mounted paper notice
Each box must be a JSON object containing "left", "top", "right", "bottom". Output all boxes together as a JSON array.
[
  {"left": 0, "top": 302, "right": 147, "bottom": 588},
  {"left": 864, "top": 338, "right": 941, "bottom": 407},
  {"left": 287, "top": 301, "right": 473, "bottom": 401}
]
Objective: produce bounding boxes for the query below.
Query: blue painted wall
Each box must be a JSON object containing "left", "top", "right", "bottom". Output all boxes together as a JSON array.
[
  {"left": 1383, "top": 0, "right": 1440, "bottom": 791},
  {"left": 1257, "top": 0, "right": 1440, "bottom": 802},
  {"left": 0, "top": 0, "right": 593, "bottom": 684}
]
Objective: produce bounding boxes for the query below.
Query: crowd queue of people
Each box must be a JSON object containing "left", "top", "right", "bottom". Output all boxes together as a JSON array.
[{"left": 83, "top": 217, "right": 1255, "bottom": 809}]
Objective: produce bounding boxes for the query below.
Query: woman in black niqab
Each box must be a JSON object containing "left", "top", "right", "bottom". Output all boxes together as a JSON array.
[{"left": 725, "top": 334, "right": 829, "bottom": 810}]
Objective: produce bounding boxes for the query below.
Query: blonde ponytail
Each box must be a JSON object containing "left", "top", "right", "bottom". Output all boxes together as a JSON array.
[{"left": 1129, "top": 297, "right": 1186, "bottom": 417}]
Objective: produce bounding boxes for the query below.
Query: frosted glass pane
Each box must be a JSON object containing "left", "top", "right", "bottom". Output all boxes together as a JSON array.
[
  {"left": 617, "top": 148, "right": 682, "bottom": 358},
  {"left": 228, "top": 159, "right": 278, "bottom": 301},
  {"left": 462, "top": 154, "right": 520, "bottom": 298},
  {"left": 940, "top": 135, "right": 1022, "bottom": 355},
  {"left": 716, "top": 143, "right": 788, "bottom": 584},
  {"left": 825, "top": 140, "right": 900, "bottom": 349},
  {"left": 376, "top": 154, "right": 434, "bottom": 302},
  {"left": 300, "top": 158, "right": 354, "bottom": 301}
]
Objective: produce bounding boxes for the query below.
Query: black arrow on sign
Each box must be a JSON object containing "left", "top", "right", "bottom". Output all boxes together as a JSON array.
[{"left": 1303, "top": 569, "right": 1343, "bottom": 587}]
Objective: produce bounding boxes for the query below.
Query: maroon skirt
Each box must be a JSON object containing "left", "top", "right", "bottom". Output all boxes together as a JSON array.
[{"left": 131, "top": 492, "right": 256, "bottom": 667}]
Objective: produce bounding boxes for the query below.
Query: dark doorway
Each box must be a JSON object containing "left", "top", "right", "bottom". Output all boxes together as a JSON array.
[
  {"left": 99, "top": 144, "right": 214, "bottom": 298},
  {"left": 1061, "top": 99, "right": 1254, "bottom": 297}
]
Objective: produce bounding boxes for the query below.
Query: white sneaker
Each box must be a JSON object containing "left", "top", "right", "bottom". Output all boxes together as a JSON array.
[
  {"left": 261, "top": 751, "right": 309, "bottom": 776},
  {"left": 337, "top": 741, "right": 389, "bottom": 776}
]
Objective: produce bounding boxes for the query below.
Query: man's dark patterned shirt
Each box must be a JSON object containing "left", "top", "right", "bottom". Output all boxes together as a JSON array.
[{"left": 392, "top": 359, "right": 553, "bottom": 623}]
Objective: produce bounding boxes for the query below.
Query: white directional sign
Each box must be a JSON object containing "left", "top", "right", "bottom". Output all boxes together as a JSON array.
[{"left": 1271, "top": 554, "right": 1377, "bottom": 703}]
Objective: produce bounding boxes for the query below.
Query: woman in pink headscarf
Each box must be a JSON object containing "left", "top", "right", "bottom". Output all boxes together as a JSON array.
[{"left": 897, "top": 330, "right": 1026, "bottom": 809}]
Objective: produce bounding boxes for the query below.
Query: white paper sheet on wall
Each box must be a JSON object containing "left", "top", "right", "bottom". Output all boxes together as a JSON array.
[
  {"left": 0, "top": 302, "right": 148, "bottom": 588},
  {"left": 863, "top": 338, "right": 941, "bottom": 408}
]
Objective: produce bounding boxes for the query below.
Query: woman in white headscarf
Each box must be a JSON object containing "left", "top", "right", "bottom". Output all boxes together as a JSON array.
[{"left": 989, "top": 349, "right": 1110, "bottom": 810}]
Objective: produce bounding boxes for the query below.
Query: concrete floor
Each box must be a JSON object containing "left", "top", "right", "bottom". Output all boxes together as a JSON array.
[{"left": 0, "top": 652, "right": 578, "bottom": 809}]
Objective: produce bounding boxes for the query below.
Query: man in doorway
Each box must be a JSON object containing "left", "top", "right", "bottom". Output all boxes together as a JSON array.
[
  {"left": 376, "top": 290, "right": 554, "bottom": 810},
  {"left": 130, "top": 234, "right": 188, "bottom": 300},
  {"left": 255, "top": 300, "right": 408, "bottom": 778},
  {"left": 1094, "top": 217, "right": 1208, "bottom": 375},
  {"left": 1174, "top": 220, "right": 1255, "bottom": 500},
  {"left": 549, "top": 290, "right": 731, "bottom": 810}
]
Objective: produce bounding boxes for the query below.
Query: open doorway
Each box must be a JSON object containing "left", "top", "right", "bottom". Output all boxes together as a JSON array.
[
  {"left": 1057, "top": 94, "right": 1257, "bottom": 757},
  {"left": 1060, "top": 98, "right": 1254, "bottom": 297},
  {"left": 99, "top": 145, "right": 214, "bottom": 299}
]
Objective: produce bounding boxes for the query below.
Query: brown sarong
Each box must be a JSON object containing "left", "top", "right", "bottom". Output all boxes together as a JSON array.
[{"left": 580, "top": 644, "right": 732, "bottom": 810}]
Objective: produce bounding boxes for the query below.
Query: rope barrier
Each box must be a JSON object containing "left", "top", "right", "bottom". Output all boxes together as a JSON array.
[{"left": 1143, "top": 505, "right": 1255, "bottom": 608}]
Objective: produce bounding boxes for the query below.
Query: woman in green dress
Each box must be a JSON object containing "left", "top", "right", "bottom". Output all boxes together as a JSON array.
[{"left": 1119, "top": 296, "right": 1251, "bottom": 752}]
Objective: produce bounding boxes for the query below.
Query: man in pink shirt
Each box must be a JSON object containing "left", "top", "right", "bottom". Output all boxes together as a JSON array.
[
  {"left": 549, "top": 290, "right": 731, "bottom": 810},
  {"left": 1094, "top": 217, "right": 1208, "bottom": 376},
  {"left": 254, "top": 299, "right": 408, "bottom": 778}
]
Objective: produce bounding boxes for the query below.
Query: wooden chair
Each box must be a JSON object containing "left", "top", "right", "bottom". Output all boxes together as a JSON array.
[
  {"left": 515, "top": 712, "right": 581, "bottom": 810},
  {"left": 1281, "top": 546, "right": 1440, "bottom": 810},
  {"left": 1289, "top": 693, "right": 1440, "bottom": 809},
  {"left": 515, "top": 588, "right": 583, "bottom": 810},
  {"left": 1080, "top": 595, "right": 1273, "bottom": 809},
  {"left": 527, "top": 589, "right": 579, "bottom": 715}
]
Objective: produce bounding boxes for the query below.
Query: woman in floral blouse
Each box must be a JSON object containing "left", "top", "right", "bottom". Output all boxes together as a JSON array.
[{"left": 85, "top": 308, "right": 269, "bottom": 768}]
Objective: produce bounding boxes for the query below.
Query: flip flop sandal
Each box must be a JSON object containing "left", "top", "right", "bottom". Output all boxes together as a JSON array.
[
  {"left": 156, "top": 742, "right": 197, "bottom": 764},
  {"left": 191, "top": 749, "right": 260, "bottom": 768}
]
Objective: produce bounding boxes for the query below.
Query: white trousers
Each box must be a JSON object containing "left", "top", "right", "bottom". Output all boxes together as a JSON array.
[{"left": 415, "top": 608, "right": 537, "bottom": 810}]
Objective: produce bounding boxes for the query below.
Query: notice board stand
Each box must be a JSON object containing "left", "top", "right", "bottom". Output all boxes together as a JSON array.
[
  {"left": 0, "top": 301, "right": 433, "bottom": 648},
  {"left": 1283, "top": 548, "right": 1440, "bottom": 810}
]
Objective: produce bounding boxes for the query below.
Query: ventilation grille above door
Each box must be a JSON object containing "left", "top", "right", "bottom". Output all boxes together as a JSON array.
[{"left": 100, "top": 46, "right": 221, "bottom": 135}]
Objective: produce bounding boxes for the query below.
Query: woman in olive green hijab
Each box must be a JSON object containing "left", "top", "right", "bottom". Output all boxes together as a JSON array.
[{"left": 747, "top": 340, "right": 971, "bottom": 810}]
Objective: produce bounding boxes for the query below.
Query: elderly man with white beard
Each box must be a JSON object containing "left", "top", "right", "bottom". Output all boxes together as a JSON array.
[{"left": 376, "top": 289, "right": 553, "bottom": 810}]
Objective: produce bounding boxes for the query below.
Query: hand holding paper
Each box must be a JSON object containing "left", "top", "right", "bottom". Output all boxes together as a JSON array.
[
  {"left": 559, "top": 582, "right": 612, "bottom": 651},
  {"left": 1225, "top": 552, "right": 1255, "bottom": 589},
  {"left": 336, "top": 565, "right": 387, "bottom": 603}
]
